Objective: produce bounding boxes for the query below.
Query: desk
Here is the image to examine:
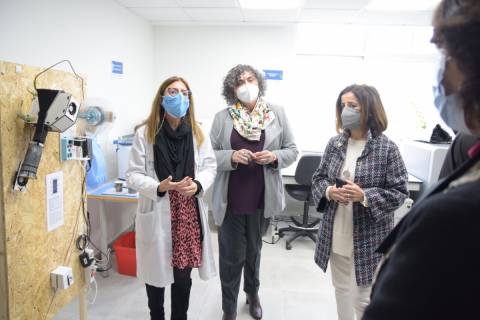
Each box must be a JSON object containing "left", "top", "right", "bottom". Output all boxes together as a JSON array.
[
  {"left": 87, "top": 181, "right": 138, "bottom": 275},
  {"left": 281, "top": 161, "right": 422, "bottom": 193}
]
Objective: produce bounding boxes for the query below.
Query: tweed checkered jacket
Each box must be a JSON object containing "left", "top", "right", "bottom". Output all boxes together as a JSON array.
[{"left": 312, "top": 131, "right": 408, "bottom": 286}]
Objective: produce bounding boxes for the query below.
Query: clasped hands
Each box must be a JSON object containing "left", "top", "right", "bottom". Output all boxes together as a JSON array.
[
  {"left": 328, "top": 180, "right": 365, "bottom": 205},
  {"left": 232, "top": 149, "right": 276, "bottom": 165},
  {"left": 157, "top": 176, "right": 197, "bottom": 197}
]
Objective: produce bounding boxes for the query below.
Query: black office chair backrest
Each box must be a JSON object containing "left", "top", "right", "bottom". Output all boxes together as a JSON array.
[{"left": 294, "top": 154, "right": 322, "bottom": 186}]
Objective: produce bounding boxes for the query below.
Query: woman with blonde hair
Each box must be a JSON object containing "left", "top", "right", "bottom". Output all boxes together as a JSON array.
[{"left": 126, "top": 76, "right": 217, "bottom": 320}]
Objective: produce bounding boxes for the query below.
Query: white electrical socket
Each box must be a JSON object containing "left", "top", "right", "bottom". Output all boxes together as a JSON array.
[
  {"left": 85, "top": 248, "right": 94, "bottom": 260},
  {"left": 51, "top": 266, "right": 74, "bottom": 290}
]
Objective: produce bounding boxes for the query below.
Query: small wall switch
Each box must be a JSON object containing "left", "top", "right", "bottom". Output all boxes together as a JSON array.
[
  {"left": 51, "top": 266, "right": 74, "bottom": 290},
  {"left": 15, "top": 65, "right": 22, "bottom": 73}
]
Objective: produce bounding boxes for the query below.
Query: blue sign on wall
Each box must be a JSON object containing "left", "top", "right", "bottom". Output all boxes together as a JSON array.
[
  {"left": 112, "top": 61, "right": 123, "bottom": 75},
  {"left": 263, "top": 69, "right": 283, "bottom": 80}
]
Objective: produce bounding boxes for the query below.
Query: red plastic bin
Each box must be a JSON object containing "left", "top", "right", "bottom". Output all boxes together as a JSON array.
[{"left": 113, "top": 231, "right": 137, "bottom": 277}]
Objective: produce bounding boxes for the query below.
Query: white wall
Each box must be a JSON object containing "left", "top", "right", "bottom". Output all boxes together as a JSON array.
[
  {"left": 0, "top": 0, "right": 154, "bottom": 247},
  {"left": 154, "top": 25, "right": 298, "bottom": 129},
  {"left": 154, "top": 24, "right": 448, "bottom": 156},
  {"left": 0, "top": 0, "right": 155, "bottom": 178}
]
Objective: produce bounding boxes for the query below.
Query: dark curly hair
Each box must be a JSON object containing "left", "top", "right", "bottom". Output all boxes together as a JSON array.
[
  {"left": 432, "top": 0, "right": 480, "bottom": 123},
  {"left": 222, "top": 64, "right": 267, "bottom": 106}
]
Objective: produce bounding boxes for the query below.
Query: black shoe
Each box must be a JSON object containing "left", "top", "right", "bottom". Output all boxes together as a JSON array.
[
  {"left": 246, "top": 294, "right": 262, "bottom": 319},
  {"left": 222, "top": 311, "right": 237, "bottom": 320}
]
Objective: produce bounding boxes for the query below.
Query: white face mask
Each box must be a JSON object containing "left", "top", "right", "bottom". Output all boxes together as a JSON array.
[
  {"left": 235, "top": 83, "right": 259, "bottom": 104},
  {"left": 432, "top": 50, "right": 472, "bottom": 135}
]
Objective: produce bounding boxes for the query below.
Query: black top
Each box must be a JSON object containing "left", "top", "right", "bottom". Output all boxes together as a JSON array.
[
  {"left": 363, "top": 150, "right": 480, "bottom": 320},
  {"left": 153, "top": 120, "right": 202, "bottom": 197},
  {"left": 227, "top": 129, "right": 265, "bottom": 214},
  {"left": 439, "top": 133, "right": 479, "bottom": 179}
]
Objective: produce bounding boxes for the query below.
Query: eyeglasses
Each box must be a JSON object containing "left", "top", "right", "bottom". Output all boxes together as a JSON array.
[{"left": 166, "top": 87, "right": 191, "bottom": 97}]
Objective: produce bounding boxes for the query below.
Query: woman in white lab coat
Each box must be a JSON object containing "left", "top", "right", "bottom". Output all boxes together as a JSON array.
[{"left": 126, "top": 76, "right": 217, "bottom": 320}]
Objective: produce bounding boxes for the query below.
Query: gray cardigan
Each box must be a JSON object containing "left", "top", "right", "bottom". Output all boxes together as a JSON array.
[{"left": 209, "top": 104, "right": 298, "bottom": 226}]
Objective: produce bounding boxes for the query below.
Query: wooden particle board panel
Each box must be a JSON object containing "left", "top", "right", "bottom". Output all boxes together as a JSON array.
[
  {"left": 0, "top": 106, "right": 7, "bottom": 320},
  {"left": 0, "top": 61, "right": 86, "bottom": 320}
]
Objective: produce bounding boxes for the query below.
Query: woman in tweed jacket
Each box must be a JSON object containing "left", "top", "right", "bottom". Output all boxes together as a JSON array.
[{"left": 311, "top": 84, "right": 408, "bottom": 320}]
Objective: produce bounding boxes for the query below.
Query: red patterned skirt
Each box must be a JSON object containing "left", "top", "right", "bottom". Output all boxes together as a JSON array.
[{"left": 169, "top": 190, "right": 202, "bottom": 269}]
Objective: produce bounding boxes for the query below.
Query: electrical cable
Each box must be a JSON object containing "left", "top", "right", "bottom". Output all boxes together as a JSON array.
[
  {"left": 262, "top": 238, "right": 281, "bottom": 245},
  {"left": 33, "top": 60, "right": 85, "bottom": 102},
  {"left": 262, "top": 217, "right": 282, "bottom": 245},
  {"left": 75, "top": 160, "right": 112, "bottom": 272},
  {"left": 87, "top": 277, "right": 98, "bottom": 305},
  {"left": 63, "top": 163, "right": 86, "bottom": 265},
  {"left": 42, "top": 290, "right": 57, "bottom": 320}
]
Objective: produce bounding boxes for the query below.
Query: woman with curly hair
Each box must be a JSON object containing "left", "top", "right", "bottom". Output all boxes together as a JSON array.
[
  {"left": 210, "top": 64, "right": 298, "bottom": 320},
  {"left": 363, "top": 1, "right": 480, "bottom": 319}
]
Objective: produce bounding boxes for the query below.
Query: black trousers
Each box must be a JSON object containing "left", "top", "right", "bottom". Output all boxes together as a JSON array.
[
  {"left": 218, "top": 209, "right": 267, "bottom": 314},
  {"left": 145, "top": 268, "right": 192, "bottom": 320}
]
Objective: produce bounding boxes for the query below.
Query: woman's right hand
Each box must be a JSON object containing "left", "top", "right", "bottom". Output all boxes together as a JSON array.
[
  {"left": 157, "top": 176, "right": 179, "bottom": 193},
  {"left": 328, "top": 186, "right": 349, "bottom": 205},
  {"left": 231, "top": 149, "right": 254, "bottom": 165}
]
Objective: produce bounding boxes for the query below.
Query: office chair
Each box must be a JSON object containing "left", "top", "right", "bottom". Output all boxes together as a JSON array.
[{"left": 279, "top": 154, "right": 322, "bottom": 250}]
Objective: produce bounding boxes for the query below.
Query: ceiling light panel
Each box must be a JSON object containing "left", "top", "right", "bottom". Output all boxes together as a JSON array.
[
  {"left": 115, "top": 0, "right": 178, "bottom": 7},
  {"left": 355, "top": 10, "right": 433, "bottom": 25},
  {"left": 303, "top": 0, "right": 370, "bottom": 10},
  {"left": 239, "top": 0, "right": 304, "bottom": 10},
  {"left": 243, "top": 9, "right": 301, "bottom": 22},
  {"left": 176, "top": 0, "right": 238, "bottom": 7},
  {"left": 129, "top": 7, "right": 190, "bottom": 20},
  {"left": 184, "top": 7, "right": 244, "bottom": 21},
  {"left": 366, "top": 0, "right": 440, "bottom": 11},
  {"left": 299, "top": 9, "right": 358, "bottom": 23}
]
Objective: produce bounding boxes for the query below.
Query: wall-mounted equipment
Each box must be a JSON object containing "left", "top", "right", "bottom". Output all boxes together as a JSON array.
[
  {"left": 78, "top": 105, "right": 115, "bottom": 135},
  {"left": 76, "top": 105, "right": 115, "bottom": 189},
  {"left": 59, "top": 106, "right": 115, "bottom": 163},
  {"left": 60, "top": 136, "right": 90, "bottom": 162},
  {"left": 29, "top": 91, "right": 79, "bottom": 132},
  {"left": 13, "top": 60, "right": 84, "bottom": 192}
]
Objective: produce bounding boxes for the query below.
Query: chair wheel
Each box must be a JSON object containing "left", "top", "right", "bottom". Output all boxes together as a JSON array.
[{"left": 286, "top": 242, "right": 292, "bottom": 250}]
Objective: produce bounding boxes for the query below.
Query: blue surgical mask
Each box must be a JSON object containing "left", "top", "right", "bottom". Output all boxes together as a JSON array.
[
  {"left": 432, "top": 51, "right": 472, "bottom": 134},
  {"left": 162, "top": 93, "right": 190, "bottom": 118}
]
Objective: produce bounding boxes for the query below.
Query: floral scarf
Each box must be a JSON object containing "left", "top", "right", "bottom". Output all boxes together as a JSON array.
[{"left": 228, "top": 98, "right": 275, "bottom": 141}]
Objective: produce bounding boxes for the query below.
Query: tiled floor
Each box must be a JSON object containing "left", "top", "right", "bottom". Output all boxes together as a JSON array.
[{"left": 54, "top": 220, "right": 338, "bottom": 320}]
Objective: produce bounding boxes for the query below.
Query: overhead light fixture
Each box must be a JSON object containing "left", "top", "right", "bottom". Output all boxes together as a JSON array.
[
  {"left": 239, "top": 0, "right": 304, "bottom": 10},
  {"left": 366, "top": 0, "right": 440, "bottom": 11}
]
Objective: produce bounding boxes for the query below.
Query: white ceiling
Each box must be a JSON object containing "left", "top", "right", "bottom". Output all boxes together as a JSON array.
[{"left": 115, "top": 0, "right": 437, "bottom": 26}]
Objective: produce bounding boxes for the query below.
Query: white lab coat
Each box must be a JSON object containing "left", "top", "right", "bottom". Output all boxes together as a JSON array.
[{"left": 126, "top": 125, "right": 217, "bottom": 288}]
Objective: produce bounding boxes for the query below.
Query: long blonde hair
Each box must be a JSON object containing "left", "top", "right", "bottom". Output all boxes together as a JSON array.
[{"left": 140, "top": 76, "right": 204, "bottom": 146}]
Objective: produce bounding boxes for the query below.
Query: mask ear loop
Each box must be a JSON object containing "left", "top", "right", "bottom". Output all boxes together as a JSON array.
[{"left": 155, "top": 107, "right": 166, "bottom": 136}]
